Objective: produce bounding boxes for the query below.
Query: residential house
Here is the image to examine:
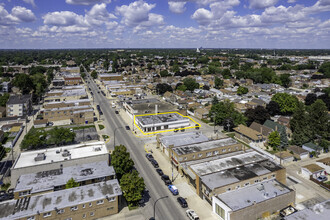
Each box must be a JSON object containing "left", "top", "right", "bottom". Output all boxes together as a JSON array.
[
  {"left": 263, "top": 120, "right": 288, "bottom": 140},
  {"left": 302, "top": 142, "right": 323, "bottom": 154},
  {"left": 33, "top": 119, "right": 48, "bottom": 128},
  {"left": 233, "top": 124, "right": 265, "bottom": 144},
  {"left": 249, "top": 122, "right": 273, "bottom": 138},
  {"left": 63, "top": 74, "right": 82, "bottom": 86},
  {"left": 194, "top": 108, "right": 209, "bottom": 120},
  {"left": 6, "top": 94, "right": 32, "bottom": 117},
  {"left": 316, "top": 157, "right": 330, "bottom": 174},
  {"left": 1, "top": 81, "right": 11, "bottom": 93},
  {"left": 301, "top": 164, "right": 325, "bottom": 179},
  {"left": 287, "top": 145, "right": 309, "bottom": 160}
]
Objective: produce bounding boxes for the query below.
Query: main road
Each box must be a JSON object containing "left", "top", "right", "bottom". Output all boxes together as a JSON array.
[{"left": 86, "top": 74, "right": 187, "bottom": 220}]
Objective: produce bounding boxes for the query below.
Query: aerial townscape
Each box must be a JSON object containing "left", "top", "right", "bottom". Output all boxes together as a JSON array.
[{"left": 0, "top": 1, "right": 329, "bottom": 220}]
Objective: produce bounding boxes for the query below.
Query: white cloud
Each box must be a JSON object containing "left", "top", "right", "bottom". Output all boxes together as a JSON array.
[
  {"left": 43, "top": 11, "right": 86, "bottom": 26},
  {"left": 287, "top": 0, "right": 296, "bottom": 3},
  {"left": 65, "top": 0, "right": 111, "bottom": 5},
  {"left": 249, "top": 0, "right": 278, "bottom": 9},
  {"left": 116, "top": 0, "right": 156, "bottom": 26},
  {"left": 191, "top": 8, "right": 213, "bottom": 25},
  {"left": 22, "top": 0, "right": 36, "bottom": 7},
  {"left": 0, "top": 5, "right": 36, "bottom": 26},
  {"left": 86, "top": 3, "right": 117, "bottom": 26},
  {"left": 168, "top": 1, "right": 186, "bottom": 14}
]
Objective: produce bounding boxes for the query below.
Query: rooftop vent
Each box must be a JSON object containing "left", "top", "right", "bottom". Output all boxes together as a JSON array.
[
  {"left": 62, "top": 150, "right": 71, "bottom": 157},
  {"left": 34, "top": 153, "right": 46, "bottom": 161},
  {"left": 94, "top": 147, "right": 101, "bottom": 151}
]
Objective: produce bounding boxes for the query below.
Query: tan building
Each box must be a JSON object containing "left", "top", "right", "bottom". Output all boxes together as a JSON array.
[
  {"left": 0, "top": 179, "right": 122, "bottom": 220},
  {"left": 194, "top": 108, "right": 209, "bottom": 120},
  {"left": 43, "top": 105, "right": 94, "bottom": 124},
  {"left": 44, "top": 89, "right": 87, "bottom": 103},
  {"left": 181, "top": 151, "right": 286, "bottom": 204},
  {"left": 64, "top": 76, "right": 82, "bottom": 86},
  {"left": 6, "top": 94, "right": 32, "bottom": 117},
  {"left": 43, "top": 99, "right": 91, "bottom": 110},
  {"left": 233, "top": 124, "right": 265, "bottom": 144},
  {"left": 99, "top": 73, "right": 123, "bottom": 81},
  {"left": 212, "top": 179, "right": 295, "bottom": 220}
]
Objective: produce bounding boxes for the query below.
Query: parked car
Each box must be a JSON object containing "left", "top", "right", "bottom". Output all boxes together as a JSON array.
[
  {"left": 146, "top": 153, "right": 154, "bottom": 161},
  {"left": 161, "top": 175, "right": 172, "bottom": 185},
  {"left": 186, "top": 209, "right": 199, "bottom": 220},
  {"left": 168, "top": 185, "right": 179, "bottom": 195},
  {"left": 317, "top": 175, "right": 328, "bottom": 182},
  {"left": 177, "top": 197, "right": 188, "bottom": 208},
  {"left": 150, "top": 159, "right": 159, "bottom": 168},
  {"left": 115, "top": 110, "right": 119, "bottom": 114},
  {"left": 125, "top": 126, "right": 130, "bottom": 130},
  {"left": 156, "top": 168, "right": 163, "bottom": 176},
  {"left": 99, "top": 111, "right": 103, "bottom": 115}
]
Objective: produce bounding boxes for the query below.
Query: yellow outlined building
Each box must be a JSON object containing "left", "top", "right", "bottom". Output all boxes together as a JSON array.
[{"left": 134, "top": 111, "right": 200, "bottom": 135}]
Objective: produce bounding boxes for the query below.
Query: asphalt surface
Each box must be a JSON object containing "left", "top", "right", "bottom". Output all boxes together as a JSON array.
[{"left": 86, "top": 75, "right": 187, "bottom": 220}]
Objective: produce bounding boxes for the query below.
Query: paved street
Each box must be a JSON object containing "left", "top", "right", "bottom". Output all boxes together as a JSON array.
[{"left": 87, "top": 74, "right": 188, "bottom": 220}]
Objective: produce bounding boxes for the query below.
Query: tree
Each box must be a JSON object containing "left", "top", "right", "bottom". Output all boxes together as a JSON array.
[
  {"left": 279, "top": 74, "right": 291, "bottom": 88},
  {"left": 120, "top": 170, "right": 145, "bottom": 207},
  {"left": 65, "top": 178, "right": 80, "bottom": 189},
  {"left": 308, "top": 99, "right": 329, "bottom": 140},
  {"left": 203, "top": 85, "right": 210, "bottom": 90},
  {"left": 271, "top": 93, "right": 298, "bottom": 115},
  {"left": 20, "top": 127, "right": 46, "bottom": 150},
  {"left": 212, "top": 96, "right": 219, "bottom": 105},
  {"left": 221, "top": 69, "right": 231, "bottom": 79},
  {"left": 160, "top": 70, "right": 170, "bottom": 77},
  {"left": 318, "top": 93, "right": 330, "bottom": 110},
  {"left": 156, "top": 83, "right": 173, "bottom": 95},
  {"left": 237, "top": 86, "right": 248, "bottom": 95},
  {"left": 268, "top": 131, "right": 281, "bottom": 150},
  {"left": 183, "top": 78, "right": 199, "bottom": 91},
  {"left": 176, "top": 84, "right": 187, "bottom": 92},
  {"left": 319, "top": 139, "right": 330, "bottom": 152},
  {"left": 0, "top": 145, "right": 6, "bottom": 161},
  {"left": 214, "top": 76, "right": 223, "bottom": 89},
  {"left": 91, "top": 70, "right": 98, "bottom": 79},
  {"left": 244, "top": 106, "right": 270, "bottom": 126},
  {"left": 12, "top": 74, "right": 34, "bottom": 94},
  {"left": 0, "top": 93, "right": 9, "bottom": 107},
  {"left": 290, "top": 102, "right": 312, "bottom": 146},
  {"left": 305, "top": 93, "right": 317, "bottom": 105},
  {"left": 47, "top": 127, "right": 75, "bottom": 146},
  {"left": 209, "top": 99, "right": 247, "bottom": 127},
  {"left": 266, "top": 101, "right": 280, "bottom": 116},
  {"left": 318, "top": 61, "right": 330, "bottom": 78},
  {"left": 111, "top": 145, "right": 134, "bottom": 178}
]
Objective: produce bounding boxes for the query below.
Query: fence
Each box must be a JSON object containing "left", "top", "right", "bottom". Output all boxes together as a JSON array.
[{"left": 310, "top": 176, "right": 330, "bottom": 191}]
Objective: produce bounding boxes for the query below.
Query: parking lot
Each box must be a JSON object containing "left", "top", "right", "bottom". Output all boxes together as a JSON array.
[{"left": 74, "top": 127, "right": 99, "bottom": 143}]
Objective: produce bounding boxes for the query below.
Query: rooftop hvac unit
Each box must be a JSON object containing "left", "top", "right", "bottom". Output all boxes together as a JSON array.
[
  {"left": 62, "top": 150, "right": 71, "bottom": 157},
  {"left": 34, "top": 153, "right": 46, "bottom": 161}
]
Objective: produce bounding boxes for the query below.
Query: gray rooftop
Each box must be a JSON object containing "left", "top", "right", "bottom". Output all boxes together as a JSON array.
[
  {"left": 44, "top": 105, "right": 93, "bottom": 112},
  {"left": 128, "top": 98, "right": 159, "bottom": 105},
  {"left": 0, "top": 179, "right": 121, "bottom": 220},
  {"left": 159, "top": 132, "right": 209, "bottom": 148},
  {"left": 136, "top": 113, "right": 188, "bottom": 126},
  {"left": 217, "top": 179, "right": 292, "bottom": 211},
  {"left": 7, "top": 94, "right": 31, "bottom": 105},
  {"left": 173, "top": 138, "right": 238, "bottom": 156},
  {"left": 283, "top": 199, "right": 330, "bottom": 220},
  {"left": 201, "top": 160, "right": 282, "bottom": 190},
  {"left": 190, "top": 151, "right": 267, "bottom": 176},
  {"left": 15, "top": 161, "right": 115, "bottom": 194}
]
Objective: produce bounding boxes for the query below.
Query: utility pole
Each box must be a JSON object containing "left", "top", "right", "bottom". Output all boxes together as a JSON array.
[{"left": 153, "top": 196, "right": 168, "bottom": 219}]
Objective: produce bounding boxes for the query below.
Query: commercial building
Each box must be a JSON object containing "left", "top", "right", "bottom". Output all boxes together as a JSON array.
[
  {"left": 11, "top": 142, "right": 109, "bottom": 187},
  {"left": 0, "top": 179, "right": 122, "bottom": 220},
  {"left": 43, "top": 99, "right": 91, "bottom": 110},
  {"left": 99, "top": 73, "right": 123, "bottom": 81},
  {"left": 283, "top": 199, "right": 330, "bottom": 220},
  {"left": 44, "top": 88, "right": 88, "bottom": 102},
  {"left": 182, "top": 151, "right": 286, "bottom": 204},
  {"left": 43, "top": 105, "right": 94, "bottom": 124},
  {"left": 212, "top": 179, "right": 295, "bottom": 220},
  {"left": 135, "top": 112, "right": 190, "bottom": 133},
  {"left": 157, "top": 132, "right": 209, "bottom": 157},
  {"left": 6, "top": 94, "right": 32, "bottom": 117},
  {"left": 14, "top": 161, "right": 115, "bottom": 199}
]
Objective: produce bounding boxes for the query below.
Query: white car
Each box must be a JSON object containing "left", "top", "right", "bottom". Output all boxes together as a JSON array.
[{"left": 186, "top": 209, "right": 199, "bottom": 220}]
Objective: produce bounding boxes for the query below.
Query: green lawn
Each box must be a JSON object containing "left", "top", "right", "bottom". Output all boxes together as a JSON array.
[
  {"left": 102, "top": 135, "right": 109, "bottom": 139},
  {"left": 98, "top": 124, "right": 105, "bottom": 130}
]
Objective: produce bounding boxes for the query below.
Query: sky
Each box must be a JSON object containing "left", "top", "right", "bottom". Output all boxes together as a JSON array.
[{"left": 0, "top": 0, "right": 329, "bottom": 49}]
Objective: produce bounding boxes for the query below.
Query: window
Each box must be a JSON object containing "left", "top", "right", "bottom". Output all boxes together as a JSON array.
[
  {"left": 235, "top": 146, "right": 239, "bottom": 150},
  {"left": 107, "top": 207, "right": 114, "bottom": 211},
  {"left": 179, "top": 157, "right": 183, "bottom": 162},
  {"left": 214, "top": 150, "right": 219, "bottom": 155},
  {"left": 97, "top": 177, "right": 106, "bottom": 181},
  {"left": 228, "top": 148, "right": 231, "bottom": 152},
  {"left": 198, "top": 153, "right": 203, "bottom": 158},
  {"left": 89, "top": 202, "right": 92, "bottom": 207},
  {"left": 64, "top": 218, "right": 72, "bottom": 220},
  {"left": 244, "top": 182, "right": 250, "bottom": 186},
  {"left": 271, "top": 174, "right": 276, "bottom": 178},
  {"left": 43, "top": 212, "right": 52, "bottom": 218},
  {"left": 70, "top": 206, "right": 78, "bottom": 211},
  {"left": 184, "top": 157, "right": 187, "bottom": 160},
  {"left": 215, "top": 204, "right": 225, "bottom": 219},
  {"left": 255, "top": 180, "right": 259, "bottom": 183},
  {"left": 107, "top": 197, "right": 116, "bottom": 202},
  {"left": 90, "top": 212, "right": 95, "bottom": 216},
  {"left": 236, "top": 185, "right": 240, "bottom": 189},
  {"left": 83, "top": 214, "right": 86, "bottom": 218},
  {"left": 82, "top": 204, "right": 86, "bottom": 208},
  {"left": 222, "top": 149, "right": 226, "bottom": 153},
  {"left": 56, "top": 209, "right": 65, "bottom": 214},
  {"left": 27, "top": 217, "right": 35, "bottom": 220},
  {"left": 19, "top": 190, "right": 31, "bottom": 197},
  {"left": 206, "top": 152, "right": 212, "bottom": 157},
  {"left": 97, "top": 200, "right": 104, "bottom": 205},
  {"left": 227, "top": 188, "right": 231, "bottom": 191},
  {"left": 192, "top": 155, "right": 195, "bottom": 159},
  {"left": 263, "top": 177, "right": 268, "bottom": 181}
]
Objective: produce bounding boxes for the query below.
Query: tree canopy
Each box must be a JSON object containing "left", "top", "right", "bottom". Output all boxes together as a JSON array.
[
  {"left": 244, "top": 106, "right": 270, "bottom": 126},
  {"left": 268, "top": 131, "right": 281, "bottom": 150},
  {"left": 271, "top": 93, "right": 298, "bottom": 115},
  {"left": 120, "top": 170, "right": 145, "bottom": 207},
  {"left": 156, "top": 83, "right": 173, "bottom": 95},
  {"left": 237, "top": 86, "right": 248, "bottom": 95},
  {"left": 183, "top": 78, "right": 199, "bottom": 91},
  {"left": 65, "top": 178, "right": 80, "bottom": 189},
  {"left": 111, "top": 145, "right": 134, "bottom": 178}
]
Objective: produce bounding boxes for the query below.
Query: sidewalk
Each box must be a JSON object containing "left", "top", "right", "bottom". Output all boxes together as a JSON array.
[{"left": 144, "top": 142, "right": 219, "bottom": 220}]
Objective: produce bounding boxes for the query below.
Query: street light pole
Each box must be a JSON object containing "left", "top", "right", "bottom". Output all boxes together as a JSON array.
[
  {"left": 113, "top": 127, "right": 123, "bottom": 148},
  {"left": 213, "top": 113, "right": 216, "bottom": 134},
  {"left": 153, "top": 196, "right": 169, "bottom": 219}
]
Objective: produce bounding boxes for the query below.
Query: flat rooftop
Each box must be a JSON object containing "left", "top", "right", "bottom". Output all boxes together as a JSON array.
[
  {"left": 13, "top": 141, "right": 108, "bottom": 169},
  {"left": 217, "top": 179, "right": 292, "bottom": 211},
  {"left": 201, "top": 160, "right": 282, "bottom": 190},
  {"left": 132, "top": 102, "right": 176, "bottom": 113},
  {"left": 44, "top": 99, "right": 91, "bottom": 105},
  {"left": 0, "top": 179, "right": 122, "bottom": 220},
  {"left": 44, "top": 105, "right": 93, "bottom": 112},
  {"left": 136, "top": 113, "right": 189, "bottom": 126},
  {"left": 173, "top": 138, "right": 238, "bottom": 156},
  {"left": 15, "top": 161, "right": 115, "bottom": 194},
  {"left": 190, "top": 151, "right": 267, "bottom": 176},
  {"left": 159, "top": 132, "right": 209, "bottom": 148},
  {"left": 283, "top": 199, "right": 330, "bottom": 220}
]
